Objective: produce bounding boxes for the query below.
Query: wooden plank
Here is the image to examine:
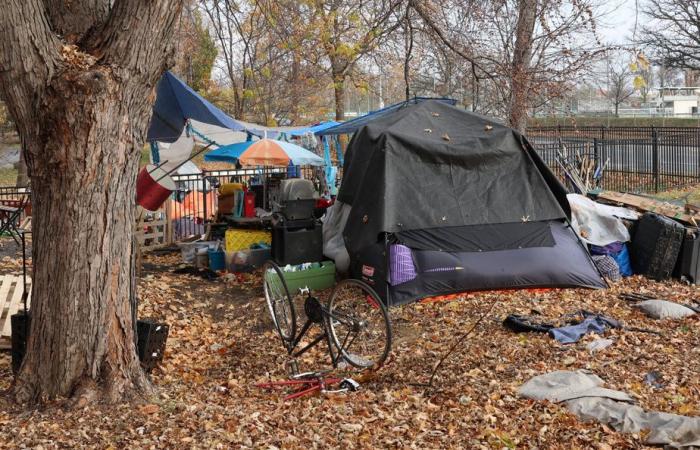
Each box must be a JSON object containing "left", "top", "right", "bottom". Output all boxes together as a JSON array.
[
  {"left": 2, "top": 277, "right": 25, "bottom": 337},
  {"left": 598, "top": 191, "right": 700, "bottom": 226},
  {"left": 0, "top": 276, "right": 12, "bottom": 322}
]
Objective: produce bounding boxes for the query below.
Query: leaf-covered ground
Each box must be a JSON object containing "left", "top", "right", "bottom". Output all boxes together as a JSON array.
[{"left": 0, "top": 247, "right": 698, "bottom": 449}]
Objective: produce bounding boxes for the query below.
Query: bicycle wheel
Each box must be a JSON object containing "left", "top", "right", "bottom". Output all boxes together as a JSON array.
[
  {"left": 327, "top": 279, "right": 392, "bottom": 369},
  {"left": 262, "top": 260, "right": 296, "bottom": 342}
]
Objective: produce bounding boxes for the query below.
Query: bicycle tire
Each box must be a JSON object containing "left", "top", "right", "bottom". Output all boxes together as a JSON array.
[
  {"left": 327, "top": 279, "right": 392, "bottom": 369},
  {"left": 262, "top": 260, "right": 296, "bottom": 342}
]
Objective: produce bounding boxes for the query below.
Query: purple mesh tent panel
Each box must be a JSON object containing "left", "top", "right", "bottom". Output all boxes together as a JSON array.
[{"left": 389, "top": 244, "right": 417, "bottom": 285}]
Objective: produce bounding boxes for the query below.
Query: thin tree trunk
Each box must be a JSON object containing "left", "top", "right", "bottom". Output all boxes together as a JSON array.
[
  {"left": 509, "top": 0, "right": 538, "bottom": 132},
  {"left": 333, "top": 73, "right": 346, "bottom": 121}
]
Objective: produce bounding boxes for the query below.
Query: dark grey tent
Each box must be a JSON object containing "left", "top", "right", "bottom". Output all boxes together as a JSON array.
[{"left": 337, "top": 100, "right": 605, "bottom": 306}]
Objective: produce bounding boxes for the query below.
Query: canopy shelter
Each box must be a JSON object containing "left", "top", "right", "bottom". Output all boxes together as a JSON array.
[
  {"left": 317, "top": 98, "right": 457, "bottom": 137},
  {"left": 204, "top": 139, "right": 325, "bottom": 167},
  {"left": 148, "top": 71, "right": 246, "bottom": 144},
  {"left": 287, "top": 121, "right": 340, "bottom": 137},
  {"left": 326, "top": 100, "right": 604, "bottom": 306},
  {"left": 146, "top": 71, "right": 326, "bottom": 172}
]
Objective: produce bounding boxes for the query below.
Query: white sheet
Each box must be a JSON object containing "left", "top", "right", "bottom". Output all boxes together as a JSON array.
[{"left": 567, "top": 194, "right": 639, "bottom": 246}]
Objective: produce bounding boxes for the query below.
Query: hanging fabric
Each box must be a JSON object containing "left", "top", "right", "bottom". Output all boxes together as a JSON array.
[
  {"left": 333, "top": 135, "right": 344, "bottom": 166},
  {"left": 150, "top": 141, "right": 160, "bottom": 165}
]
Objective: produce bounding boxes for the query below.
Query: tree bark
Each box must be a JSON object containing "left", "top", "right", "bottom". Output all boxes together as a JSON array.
[
  {"left": 15, "top": 146, "right": 29, "bottom": 187},
  {"left": 509, "top": 0, "right": 538, "bottom": 132},
  {"left": 333, "top": 73, "right": 346, "bottom": 121},
  {"left": 0, "top": 0, "right": 183, "bottom": 404}
]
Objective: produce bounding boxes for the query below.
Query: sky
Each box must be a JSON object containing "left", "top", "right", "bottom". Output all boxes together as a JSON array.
[{"left": 599, "top": 0, "right": 639, "bottom": 45}]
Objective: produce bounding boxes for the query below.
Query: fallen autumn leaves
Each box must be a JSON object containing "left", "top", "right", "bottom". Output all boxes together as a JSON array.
[{"left": 0, "top": 249, "right": 697, "bottom": 449}]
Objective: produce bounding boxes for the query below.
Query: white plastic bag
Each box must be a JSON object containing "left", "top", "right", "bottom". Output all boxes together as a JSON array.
[{"left": 635, "top": 300, "right": 696, "bottom": 320}]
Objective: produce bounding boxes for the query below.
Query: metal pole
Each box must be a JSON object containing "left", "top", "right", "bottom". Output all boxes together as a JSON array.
[
  {"left": 154, "top": 142, "right": 214, "bottom": 183},
  {"left": 21, "top": 230, "right": 27, "bottom": 315},
  {"left": 202, "top": 170, "right": 208, "bottom": 223},
  {"left": 652, "top": 126, "right": 659, "bottom": 193}
]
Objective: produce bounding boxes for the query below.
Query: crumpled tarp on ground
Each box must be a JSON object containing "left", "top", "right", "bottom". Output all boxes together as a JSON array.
[
  {"left": 568, "top": 194, "right": 639, "bottom": 246},
  {"left": 519, "top": 370, "right": 700, "bottom": 448}
]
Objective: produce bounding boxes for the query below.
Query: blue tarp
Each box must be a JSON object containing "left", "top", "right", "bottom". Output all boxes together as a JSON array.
[
  {"left": 147, "top": 71, "right": 246, "bottom": 143},
  {"left": 316, "top": 97, "right": 458, "bottom": 136},
  {"left": 287, "top": 121, "right": 341, "bottom": 137}
]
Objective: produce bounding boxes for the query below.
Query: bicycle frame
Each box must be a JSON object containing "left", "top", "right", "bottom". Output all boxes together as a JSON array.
[{"left": 283, "top": 294, "right": 359, "bottom": 369}]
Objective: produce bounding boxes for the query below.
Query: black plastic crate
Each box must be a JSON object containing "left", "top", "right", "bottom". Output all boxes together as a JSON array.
[
  {"left": 272, "top": 222, "right": 323, "bottom": 266},
  {"left": 137, "top": 319, "right": 169, "bottom": 372},
  {"left": 630, "top": 213, "right": 684, "bottom": 280},
  {"left": 10, "top": 311, "right": 30, "bottom": 375}
]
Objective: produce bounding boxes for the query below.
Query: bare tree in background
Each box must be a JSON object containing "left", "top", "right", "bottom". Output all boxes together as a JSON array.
[
  {"left": 639, "top": 0, "right": 700, "bottom": 71},
  {"left": 0, "top": 0, "right": 184, "bottom": 404},
  {"left": 201, "top": 0, "right": 330, "bottom": 124},
  {"left": 411, "top": 0, "right": 603, "bottom": 131},
  {"left": 602, "top": 58, "right": 635, "bottom": 117}
]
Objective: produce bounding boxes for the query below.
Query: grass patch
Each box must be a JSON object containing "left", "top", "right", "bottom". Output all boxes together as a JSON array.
[
  {"left": 655, "top": 184, "right": 700, "bottom": 205},
  {"left": 0, "top": 167, "right": 17, "bottom": 186}
]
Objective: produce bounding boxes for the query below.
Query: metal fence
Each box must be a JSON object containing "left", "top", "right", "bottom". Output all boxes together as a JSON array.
[
  {"left": 0, "top": 166, "right": 329, "bottom": 245},
  {"left": 168, "top": 166, "right": 322, "bottom": 239},
  {"left": 527, "top": 126, "right": 700, "bottom": 193}
]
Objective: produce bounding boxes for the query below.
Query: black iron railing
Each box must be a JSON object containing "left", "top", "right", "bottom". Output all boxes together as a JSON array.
[{"left": 527, "top": 126, "right": 700, "bottom": 193}]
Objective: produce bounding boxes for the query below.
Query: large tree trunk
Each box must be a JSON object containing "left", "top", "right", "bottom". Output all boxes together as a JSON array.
[
  {"left": 0, "top": 0, "right": 183, "bottom": 405},
  {"left": 509, "top": 0, "right": 538, "bottom": 132},
  {"left": 15, "top": 69, "right": 149, "bottom": 403}
]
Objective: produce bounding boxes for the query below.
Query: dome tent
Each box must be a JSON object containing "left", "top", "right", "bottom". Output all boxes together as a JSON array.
[{"left": 336, "top": 100, "right": 605, "bottom": 306}]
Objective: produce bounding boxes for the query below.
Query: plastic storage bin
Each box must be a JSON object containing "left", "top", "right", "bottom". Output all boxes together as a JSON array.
[
  {"left": 225, "top": 229, "right": 271, "bottom": 252},
  {"left": 208, "top": 249, "right": 226, "bottom": 271},
  {"left": 282, "top": 261, "right": 336, "bottom": 293},
  {"left": 229, "top": 247, "right": 272, "bottom": 272}
]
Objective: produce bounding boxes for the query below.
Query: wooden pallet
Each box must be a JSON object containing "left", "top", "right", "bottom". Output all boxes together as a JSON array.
[
  {"left": 0, "top": 275, "right": 31, "bottom": 349},
  {"left": 598, "top": 191, "right": 700, "bottom": 226}
]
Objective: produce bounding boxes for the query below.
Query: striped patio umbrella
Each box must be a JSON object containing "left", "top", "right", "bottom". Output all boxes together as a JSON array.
[{"left": 204, "top": 138, "right": 325, "bottom": 167}]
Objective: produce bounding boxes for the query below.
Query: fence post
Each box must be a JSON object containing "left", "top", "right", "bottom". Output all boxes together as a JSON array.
[
  {"left": 202, "top": 170, "right": 208, "bottom": 224},
  {"left": 652, "top": 127, "right": 659, "bottom": 193},
  {"left": 593, "top": 138, "right": 599, "bottom": 165}
]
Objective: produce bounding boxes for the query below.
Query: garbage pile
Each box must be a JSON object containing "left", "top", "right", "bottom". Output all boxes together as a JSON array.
[{"left": 568, "top": 192, "right": 700, "bottom": 285}]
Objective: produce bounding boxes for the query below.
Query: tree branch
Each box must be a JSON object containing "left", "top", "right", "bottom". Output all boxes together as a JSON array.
[
  {"left": 0, "top": 0, "right": 61, "bottom": 134},
  {"left": 42, "top": 0, "right": 111, "bottom": 43},
  {"left": 88, "top": 0, "right": 185, "bottom": 83}
]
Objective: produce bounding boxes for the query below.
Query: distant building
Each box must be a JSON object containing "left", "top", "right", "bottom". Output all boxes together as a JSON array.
[{"left": 656, "top": 87, "right": 699, "bottom": 115}]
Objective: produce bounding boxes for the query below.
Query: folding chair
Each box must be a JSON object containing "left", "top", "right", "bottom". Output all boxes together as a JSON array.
[{"left": 0, "top": 195, "right": 28, "bottom": 246}]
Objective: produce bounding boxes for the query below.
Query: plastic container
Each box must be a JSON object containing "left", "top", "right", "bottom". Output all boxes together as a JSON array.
[
  {"left": 136, "top": 164, "right": 176, "bottom": 211},
  {"left": 229, "top": 247, "right": 272, "bottom": 272},
  {"left": 282, "top": 261, "right": 336, "bottom": 293},
  {"left": 219, "top": 183, "right": 244, "bottom": 196},
  {"left": 208, "top": 249, "right": 226, "bottom": 271},
  {"left": 244, "top": 192, "right": 256, "bottom": 217},
  {"left": 225, "top": 229, "right": 271, "bottom": 252},
  {"left": 195, "top": 251, "right": 209, "bottom": 269}
]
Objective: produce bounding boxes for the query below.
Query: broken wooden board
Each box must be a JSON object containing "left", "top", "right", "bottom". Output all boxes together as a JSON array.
[
  {"left": 0, "top": 275, "right": 31, "bottom": 349},
  {"left": 597, "top": 191, "right": 700, "bottom": 226}
]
